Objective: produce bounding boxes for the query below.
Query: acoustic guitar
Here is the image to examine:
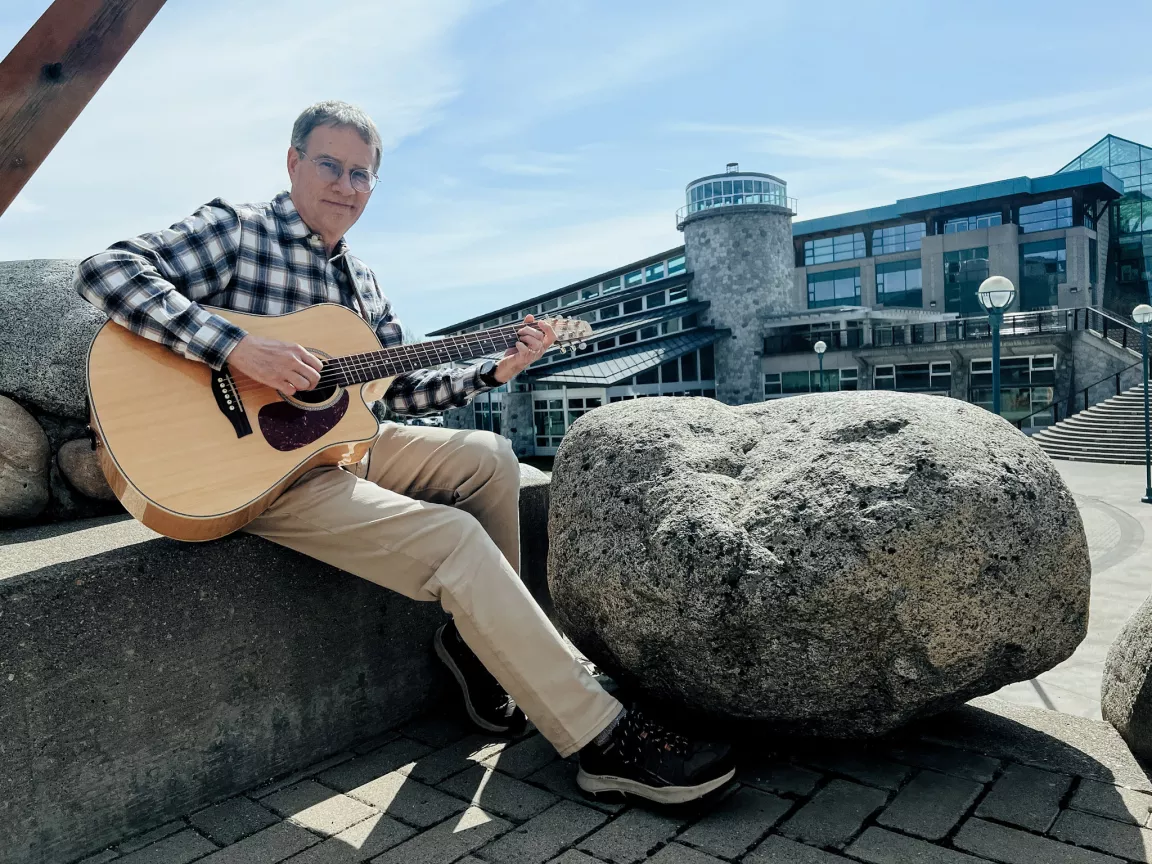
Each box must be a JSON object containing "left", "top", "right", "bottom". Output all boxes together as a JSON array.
[{"left": 86, "top": 303, "right": 591, "bottom": 542}]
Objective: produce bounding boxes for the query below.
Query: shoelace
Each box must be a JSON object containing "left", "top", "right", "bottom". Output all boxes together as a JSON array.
[{"left": 615, "top": 710, "right": 691, "bottom": 762}]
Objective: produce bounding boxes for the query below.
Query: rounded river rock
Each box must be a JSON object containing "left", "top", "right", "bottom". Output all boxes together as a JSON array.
[{"left": 548, "top": 392, "right": 1091, "bottom": 737}]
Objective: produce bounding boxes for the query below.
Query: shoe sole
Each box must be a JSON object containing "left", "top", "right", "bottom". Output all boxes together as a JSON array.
[
  {"left": 434, "top": 624, "right": 513, "bottom": 734},
  {"left": 576, "top": 766, "right": 736, "bottom": 805}
]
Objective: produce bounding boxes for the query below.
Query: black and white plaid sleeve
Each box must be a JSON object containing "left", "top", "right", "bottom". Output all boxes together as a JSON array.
[
  {"left": 74, "top": 201, "right": 247, "bottom": 370},
  {"left": 373, "top": 284, "right": 492, "bottom": 417}
]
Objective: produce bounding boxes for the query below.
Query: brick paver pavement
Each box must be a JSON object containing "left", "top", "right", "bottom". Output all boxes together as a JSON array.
[{"left": 72, "top": 693, "right": 1152, "bottom": 864}]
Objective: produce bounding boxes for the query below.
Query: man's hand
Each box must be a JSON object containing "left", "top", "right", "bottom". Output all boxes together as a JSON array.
[
  {"left": 493, "top": 315, "right": 557, "bottom": 383},
  {"left": 227, "top": 334, "right": 324, "bottom": 393}
]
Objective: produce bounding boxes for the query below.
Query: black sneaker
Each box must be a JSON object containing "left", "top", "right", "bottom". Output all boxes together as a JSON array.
[
  {"left": 435, "top": 621, "right": 527, "bottom": 735},
  {"left": 577, "top": 707, "right": 736, "bottom": 805}
]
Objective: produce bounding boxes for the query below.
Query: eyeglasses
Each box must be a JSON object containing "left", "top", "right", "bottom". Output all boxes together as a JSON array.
[{"left": 296, "top": 149, "right": 378, "bottom": 193}]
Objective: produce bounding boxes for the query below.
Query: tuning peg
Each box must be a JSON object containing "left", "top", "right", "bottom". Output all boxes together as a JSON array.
[{"left": 577, "top": 341, "right": 587, "bottom": 349}]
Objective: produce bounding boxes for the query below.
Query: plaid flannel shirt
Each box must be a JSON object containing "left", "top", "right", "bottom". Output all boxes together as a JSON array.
[{"left": 74, "top": 191, "right": 494, "bottom": 416}]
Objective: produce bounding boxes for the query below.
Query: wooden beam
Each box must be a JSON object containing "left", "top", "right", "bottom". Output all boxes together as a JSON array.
[{"left": 0, "top": 0, "right": 168, "bottom": 219}]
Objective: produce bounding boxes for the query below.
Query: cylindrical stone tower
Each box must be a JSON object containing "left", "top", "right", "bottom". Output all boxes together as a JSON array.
[{"left": 679, "top": 164, "right": 796, "bottom": 405}]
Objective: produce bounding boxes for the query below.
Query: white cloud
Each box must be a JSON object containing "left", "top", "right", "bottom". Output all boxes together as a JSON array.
[{"left": 480, "top": 151, "right": 580, "bottom": 176}]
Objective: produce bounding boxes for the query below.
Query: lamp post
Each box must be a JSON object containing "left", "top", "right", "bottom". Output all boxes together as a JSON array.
[
  {"left": 1133, "top": 303, "right": 1152, "bottom": 504},
  {"left": 814, "top": 340, "right": 827, "bottom": 392},
  {"left": 976, "top": 276, "right": 1017, "bottom": 416}
]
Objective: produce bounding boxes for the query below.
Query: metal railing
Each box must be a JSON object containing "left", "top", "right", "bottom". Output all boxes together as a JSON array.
[
  {"left": 763, "top": 307, "right": 1147, "bottom": 357},
  {"left": 676, "top": 195, "right": 798, "bottom": 227},
  {"left": 1013, "top": 359, "right": 1143, "bottom": 430}
]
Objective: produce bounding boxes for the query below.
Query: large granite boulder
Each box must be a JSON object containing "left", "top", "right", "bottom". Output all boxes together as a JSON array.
[
  {"left": 0, "top": 394, "right": 51, "bottom": 520},
  {"left": 0, "top": 259, "right": 98, "bottom": 419},
  {"left": 548, "top": 393, "right": 1091, "bottom": 737},
  {"left": 1102, "top": 598, "right": 1152, "bottom": 760}
]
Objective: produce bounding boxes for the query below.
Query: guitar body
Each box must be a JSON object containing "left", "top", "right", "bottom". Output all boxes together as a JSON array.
[{"left": 87, "top": 303, "right": 393, "bottom": 542}]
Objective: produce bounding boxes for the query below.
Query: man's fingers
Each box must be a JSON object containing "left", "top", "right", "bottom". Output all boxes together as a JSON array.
[{"left": 295, "top": 346, "right": 324, "bottom": 371}]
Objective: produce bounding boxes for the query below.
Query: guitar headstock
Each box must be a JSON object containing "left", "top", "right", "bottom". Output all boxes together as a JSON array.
[{"left": 540, "top": 316, "right": 593, "bottom": 353}]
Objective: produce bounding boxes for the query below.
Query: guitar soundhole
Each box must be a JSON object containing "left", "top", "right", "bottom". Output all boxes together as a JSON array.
[{"left": 293, "top": 385, "right": 339, "bottom": 405}]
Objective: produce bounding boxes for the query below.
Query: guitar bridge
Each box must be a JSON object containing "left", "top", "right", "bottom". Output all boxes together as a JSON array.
[{"left": 212, "top": 366, "right": 253, "bottom": 438}]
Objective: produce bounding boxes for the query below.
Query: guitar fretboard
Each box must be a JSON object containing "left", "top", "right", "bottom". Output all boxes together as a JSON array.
[{"left": 326, "top": 325, "right": 522, "bottom": 386}]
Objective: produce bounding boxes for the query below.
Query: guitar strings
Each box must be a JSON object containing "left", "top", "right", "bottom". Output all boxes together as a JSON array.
[{"left": 224, "top": 321, "right": 583, "bottom": 396}]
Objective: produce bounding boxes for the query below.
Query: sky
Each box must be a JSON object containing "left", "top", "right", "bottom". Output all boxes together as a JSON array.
[{"left": 4, "top": 0, "right": 1152, "bottom": 338}]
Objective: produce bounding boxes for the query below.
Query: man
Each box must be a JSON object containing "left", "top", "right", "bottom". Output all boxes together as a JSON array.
[{"left": 75, "top": 100, "right": 734, "bottom": 805}]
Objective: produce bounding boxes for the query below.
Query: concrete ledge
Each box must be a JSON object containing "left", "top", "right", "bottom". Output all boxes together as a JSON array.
[{"left": 0, "top": 466, "right": 552, "bottom": 864}]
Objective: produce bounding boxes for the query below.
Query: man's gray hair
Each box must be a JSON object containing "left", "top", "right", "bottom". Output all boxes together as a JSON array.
[{"left": 291, "top": 100, "right": 383, "bottom": 172}]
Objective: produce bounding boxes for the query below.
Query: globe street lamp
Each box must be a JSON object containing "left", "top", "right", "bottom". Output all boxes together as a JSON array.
[
  {"left": 814, "top": 340, "right": 827, "bottom": 392},
  {"left": 1133, "top": 303, "right": 1152, "bottom": 504},
  {"left": 976, "top": 276, "right": 1017, "bottom": 416}
]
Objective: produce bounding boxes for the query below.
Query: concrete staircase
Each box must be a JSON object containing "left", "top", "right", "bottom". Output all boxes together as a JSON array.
[{"left": 1033, "top": 384, "right": 1151, "bottom": 464}]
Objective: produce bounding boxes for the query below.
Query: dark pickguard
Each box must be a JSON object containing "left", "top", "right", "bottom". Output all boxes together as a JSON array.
[{"left": 258, "top": 391, "right": 350, "bottom": 452}]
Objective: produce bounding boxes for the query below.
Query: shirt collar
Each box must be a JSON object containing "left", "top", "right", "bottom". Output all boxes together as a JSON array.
[{"left": 273, "top": 191, "right": 351, "bottom": 259}]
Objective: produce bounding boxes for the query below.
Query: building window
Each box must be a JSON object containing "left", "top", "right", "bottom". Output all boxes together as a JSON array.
[
  {"left": 602, "top": 276, "right": 622, "bottom": 294},
  {"left": 807, "top": 268, "right": 862, "bottom": 308},
  {"left": 533, "top": 398, "right": 564, "bottom": 447},
  {"left": 766, "top": 368, "right": 857, "bottom": 397},
  {"left": 581, "top": 285, "right": 600, "bottom": 301},
  {"left": 700, "top": 344, "right": 715, "bottom": 379},
  {"left": 1019, "top": 197, "right": 1072, "bottom": 234},
  {"left": 667, "top": 255, "right": 686, "bottom": 276},
  {"left": 599, "top": 304, "right": 620, "bottom": 320},
  {"left": 874, "top": 362, "right": 950, "bottom": 394},
  {"left": 560, "top": 291, "right": 579, "bottom": 307},
  {"left": 625, "top": 270, "right": 643, "bottom": 289},
  {"left": 596, "top": 338, "right": 616, "bottom": 352},
  {"left": 970, "top": 355, "right": 1056, "bottom": 428},
  {"left": 567, "top": 396, "right": 602, "bottom": 427},
  {"left": 660, "top": 318, "right": 681, "bottom": 335},
  {"left": 1089, "top": 237, "right": 1099, "bottom": 287},
  {"left": 1019, "top": 239, "right": 1066, "bottom": 310},
  {"left": 541, "top": 297, "right": 560, "bottom": 311},
  {"left": 636, "top": 367, "right": 658, "bottom": 385},
  {"left": 669, "top": 286, "right": 688, "bottom": 303},
  {"left": 944, "top": 213, "right": 1001, "bottom": 233},
  {"left": 645, "top": 291, "right": 666, "bottom": 309},
  {"left": 876, "top": 260, "right": 923, "bottom": 308},
  {"left": 645, "top": 262, "right": 666, "bottom": 282},
  {"left": 475, "top": 399, "right": 502, "bottom": 434},
  {"left": 804, "top": 232, "right": 866, "bottom": 265},
  {"left": 872, "top": 223, "right": 925, "bottom": 256},
  {"left": 623, "top": 297, "right": 643, "bottom": 314},
  {"left": 764, "top": 372, "right": 781, "bottom": 396},
  {"left": 619, "top": 331, "right": 638, "bottom": 345},
  {"left": 840, "top": 368, "right": 858, "bottom": 390},
  {"left": 681, "top": 352, "right": 698, "bottom": 382},
  {"left": 943, "top": 247, "right": 990, "bottom": 316}
]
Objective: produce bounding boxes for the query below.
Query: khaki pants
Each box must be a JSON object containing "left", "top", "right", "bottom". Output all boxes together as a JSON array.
[{"left": 243, "top": 422, "right": 622, "bottom": 757}]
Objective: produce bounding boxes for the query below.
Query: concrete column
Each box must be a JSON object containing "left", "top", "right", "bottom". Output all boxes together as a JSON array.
[{"left": 503, "top": 391, "right": 535, "bottom": 458}]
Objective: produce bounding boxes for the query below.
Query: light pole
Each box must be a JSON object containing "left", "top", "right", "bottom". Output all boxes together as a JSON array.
[
  {"left": 814, "top": 340, "right": 827, "bottom": 392},
  {"left": 976, "top": 276, "right": 1017, "bottom": 416},
  {"left": 1133, "top": 303, "right": 1152, "bottom": 504}
]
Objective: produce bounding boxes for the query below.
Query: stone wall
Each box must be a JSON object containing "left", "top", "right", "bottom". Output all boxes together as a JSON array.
[{"left": 682, "top": 205, "right": 794, "bottom": 405}]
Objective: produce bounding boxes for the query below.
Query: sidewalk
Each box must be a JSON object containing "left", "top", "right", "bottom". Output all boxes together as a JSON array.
[{"left": 995, "top": 460, "right": 1152, "bottom": 720}]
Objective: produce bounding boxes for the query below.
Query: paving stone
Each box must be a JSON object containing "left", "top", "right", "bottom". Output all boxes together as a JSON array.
[
  {"left": 846, "top": 827, "right": 986, "bottom": 863},
  {"left": 197, "top": 821, "right": 320, "bottom": 864},
  {"left": 974, "top": 763, "right": 1072, "bottom": 832},
  {"left": 116, "top": 829, "right": 217, "bottom": 864},
  {"left": 440, "top": 765, "right": 560, "bottom": 822},
  {"left": 353, "top": 730, "right": 403, "bottom": 756},
  {"left": 78, "top": 851, "right": 119, "bottom": 864},
  {"left": 483, "top": 733, "right": 561, "bottom": 779},
  {"left": 278, "top": 813, "right": 415, "bottom": 863},
  {"left": 875, "top": 769, "right": 983, "bottom": 840},
  {"left": 778, "top": 779, "right": 888, "bottom": 848},
  {"left": 253, "top": 752, "right": 357, "bottom": 798},
  {"left": 401, "top": 734, "right": 508, "bottom": 786},
  {"left": 801, "top": 751, "right": 912, "bottom": 791},
  {"left": 953, "top": 817, "right": 1125, "bottom": 864},
  {"left": 525, "top": 760, "right": 625, "bottom": 814},
  {"left": 678, "top": 787, "right": 791, "bottom": 858},
  {"left": 475, "top": 800, "right": 608, "bottom": 864},
  {"left": 114, "top": 820, "right": 188, "bottom": 853},
  {"left": 1070, "top": 779, "right": 1152, "bottom": 826},
  {"left": 261, "top": 780, "right": 379, "bottom": 837},
  {"left": 346, "top": 770, "right": 467, "bottom": 828},
  {"left": 402, "top": 713, "right": 475, "bottom": 748},
  {"left": 1051, "top": 808, "right": 1152, "bottom": 861},
  {"left": 745, "top": 834, "right": 852, "bottom": 863},
  {"left": 372, "top": 806, "right": 512, "bottom": 864},
  {"left": 546, "top": 853, "right": 606, "bottom": 864},
  {"left": 886, "top": 741, "right": 1000, "bottom": 783},
  {"left": 646, "top": 844, "right": 725, "bottom": 864},
  {"left": 576, "top": 808, "right": 685, "bottom": 864},
  {"left": 741, "top": 761, "right": 824, "bottom": 797},
  {"left": 316, "top": 738, "right": 433, "bottom": 792},
  {"left": 190, "top": 795, "right": 280, "bottom": 845}
]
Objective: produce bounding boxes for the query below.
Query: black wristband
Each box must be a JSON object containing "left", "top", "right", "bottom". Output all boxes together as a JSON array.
[{"left": 478, "top": 360, "right": 503, "bottom": 388}]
